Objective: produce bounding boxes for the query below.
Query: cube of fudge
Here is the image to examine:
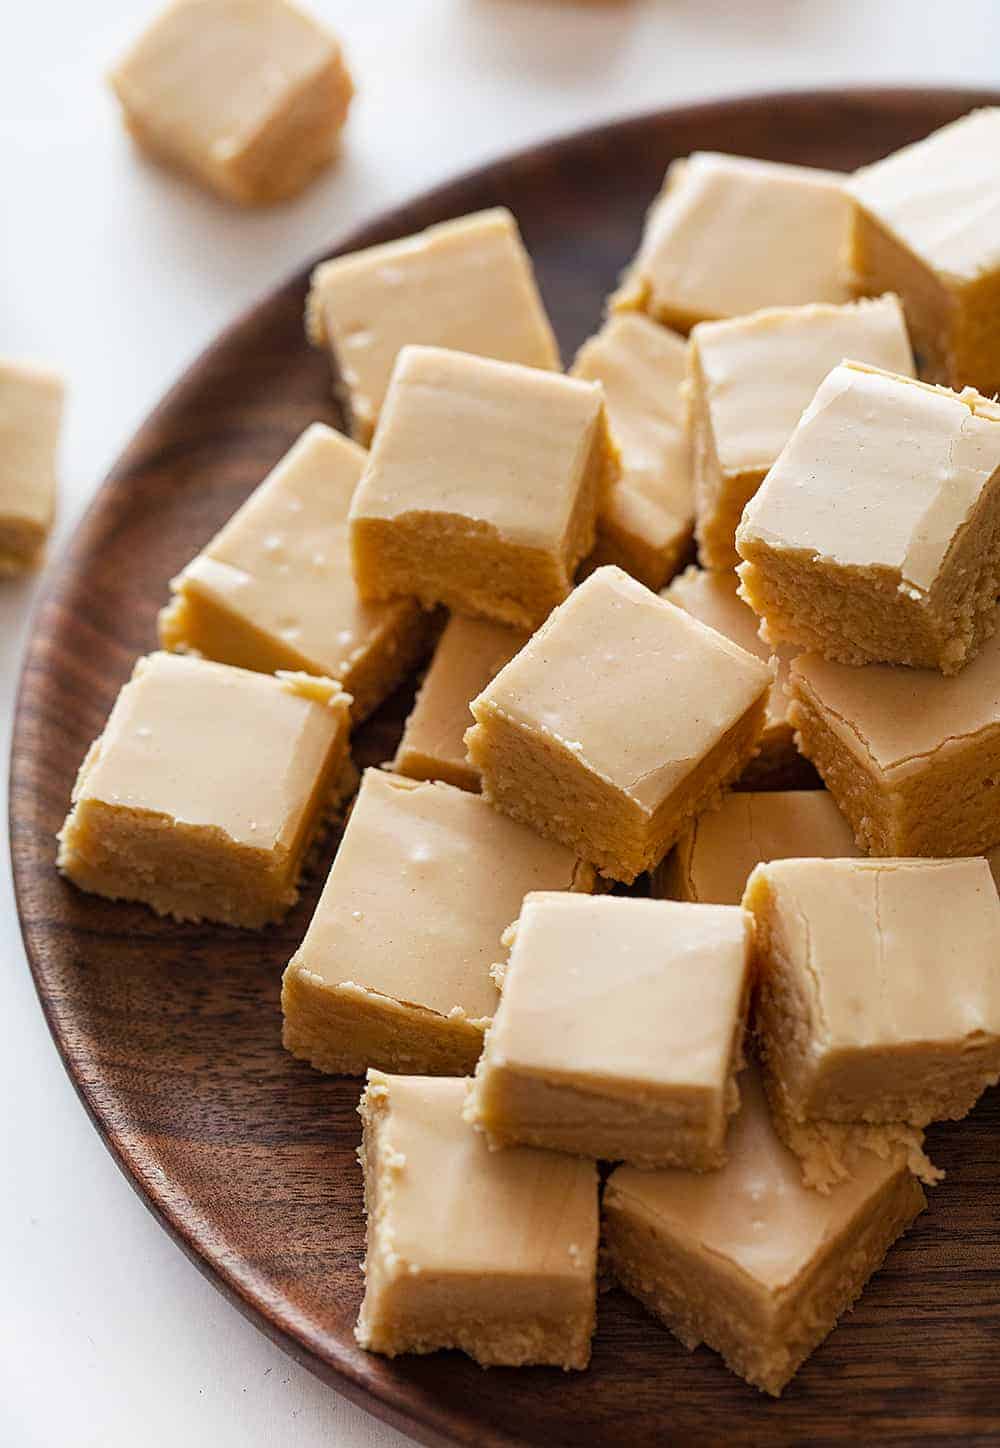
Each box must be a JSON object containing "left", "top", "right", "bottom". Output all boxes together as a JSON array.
[
  {"left": 737, "top": 362, "right": 1000, "bottom": 674},
  {"left": 603, "top": 1067, "right": 924, "bottom": 1396},
  {"left": 109, "top": 0, "right": 353, "bottom": 205},
  {"left": 57, "top": 653, "right": 351, "bottom": 927},
  {"left": 0, "top": 359, "right": 63, "bottom": 574},
  {"left": 307, "top": 209, "right": 560, "bottom": 444},
  {"left": 849, "top": 108, "right": 1000, "bottom": 395},
  {"left": 391, "top": 614, "right": 528, "bottom": 792},
  {"left": 281, "top": 770, "right": 593, "bottom": 1076},
  {"left": 466, "top": 566, "right": 772, "bottom": 883},
  {"left": 571, "top": 314, "right": 693, "bottom": 590},
  {"left": 357, "top": 1071, "right": 598, "bottom": 1369},
  {"left": 664, "top": 565, "right": 811, "bottom": 788},
  {"left": 689, "top": 297, "right": 914, "bottom": 569},
  {"left": 612, "top": 153, "right": 852, "bottom": 332},
  {"left": 466, "top": 893, "right": 753, "bottom": 1168},
  {"left": 655, "top": 790, "right": 860, "bottom": 907},
  {"left": 159, "top": 423, "right": 431, "bottom": 722},
  {"left": 349, "top": 346, "right": 618, "bottom": 630},
  {"left": 790, "top": 638, "right": 1000, "bottom": 856}
]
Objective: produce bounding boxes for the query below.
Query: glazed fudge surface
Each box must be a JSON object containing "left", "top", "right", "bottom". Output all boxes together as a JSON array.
[
  {"left": 281, "top": 770, "right": 593, "bottom": 1077},
  {"left": 357, "top": 1072, "right": 598, "bottom": 1369},
  {"left": 0, "top": 359, "right": 63, "bottom": 574},
  {"left": 159, "top": 423, "right": 431, "bottom": 721},
  {"left": 466, "top": 565, "right": 772, "bottom": 883},
  {"left": 737, "top": 362, "right": 1000, "bottom": 674},
  {"left": 603, "top": 1068, "right": 924, "bottom": 1396},
  {"left": 307, "top": 208, "right": 559, "bottom": 443}
]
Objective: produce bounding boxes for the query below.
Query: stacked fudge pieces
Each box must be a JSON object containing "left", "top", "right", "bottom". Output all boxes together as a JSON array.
[{"left": 57, "top": 110, "right": 1000, "bottom": 1398}]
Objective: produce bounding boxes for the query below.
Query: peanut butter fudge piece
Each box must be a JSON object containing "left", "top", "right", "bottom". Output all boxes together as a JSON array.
[
  {"left": 392, "top": 614, "right": 527, "bottom": 791},
  {"left": 57, "top": 653, "right": 351, "bottom": 927},
  {"left": 466, "top": 894, "right": 752, "bottom": 1168},
  {"left": 849, "top": 108, "right": 1000, "bottom": 394},
  {"left": 664, "top": 565, "right": 809, "bottom": 788},
  {"left": 109, "top": 0, "right": 353, "bottom": 205},
  {"left": 357, "top": 1071, "right": 598, "bottom": 1369},
  {"left": 656, "top": 791, "right": 860, "bottom": 907},
  {"left": 307, "top": 209, "right": 560, "bottom": 444},
  {"left": 466, "top": 566, "right": 772, "bottom": 883},
  {"left": 571, "top": 314, "right": 693, "bottom": 590},
  {"left": 159, "top": 424, "right": 430, "bottom": 722},
  {"left": 349, "top": 346, "right": 618, "bottom": 630},
  {"left": 603, "top": 1067, "right": 924, "bottom": 1396},
  {"left": 0, "top": 359, "right": 63, "bottom": 574},
  {"left": 737, "top": 362, "right": 1000, "bottom": 674},
  {"left": 689, "top": 297, "right": 914, "bottom": 570},
  {"left": 790, "top": 638, "right": 1000, "bottom": 856},
  {"left": 746, "top": 858, "right": 1000, "bottom": 1139},
  {"left": 282, "top": 770, "right": 593, "bottom": 1076},
  {"left": 612, "top": 153, "right": 852, "bottom": 332}
]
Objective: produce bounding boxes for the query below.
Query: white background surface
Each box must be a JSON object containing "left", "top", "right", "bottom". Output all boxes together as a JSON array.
[{"left": 2, "top": 3, "right": 998, "bottom": 1444}]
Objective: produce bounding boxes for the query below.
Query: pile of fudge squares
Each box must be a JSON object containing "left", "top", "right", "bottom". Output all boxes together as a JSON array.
[{"left": 51, "top": 107, "right": 1000, "bottom": 1397}]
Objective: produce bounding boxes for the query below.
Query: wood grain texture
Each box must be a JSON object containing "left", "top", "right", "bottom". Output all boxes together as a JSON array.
[{"left": 10, "top": 89, "right": 1000, "bottom": 1447}]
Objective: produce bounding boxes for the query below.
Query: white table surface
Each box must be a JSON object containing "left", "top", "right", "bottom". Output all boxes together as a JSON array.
[{"left": 2, "top": 3, "right": 998, "bottom": 1444}]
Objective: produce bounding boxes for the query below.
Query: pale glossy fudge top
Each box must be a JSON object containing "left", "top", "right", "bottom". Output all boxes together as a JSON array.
[
  {"left": 0, "top": 358, "right": 63, "bottom": 527},
  {"left": 617, "top": 153, "right": 852, "bottom": 325},
  {"left": 475, "top": 566, "right": 771, "bottom": 813},
  {"left": 690, "top": 297, "right": 914, "bottom": 477},
  {"left": 350, "top": 346, "right": 608, "bottom": 552},
  {"left": 850, "top": 108, "right": 1000, "bottom": 282},
  {"left": 746, "top": 857, "right": 1000, "bottom": 1049},
  {"left": 170, "top": 423, "right": 413, "bottom": 673},
  {"left": 571, "top": 314, "right": 692, "bottom": 544},
  {"left": 292, "top": 770, "right": 588, "bottom": 1024},
  {"left": 111, "top": 0, "right": 346, "bottom": 158},
  {"left": 606, "top": 1069, "right": 907, "bottom": 1292},
  {"left": 737, "top": 362, "right": 1000, "bottom": 593},
  {"left": 664, "top": 566, "right": 791, "bottom": 735},
  {"left": 308, "top": 209, "right": 559, "bottom": 438},
  {"left": 395, "top": 614, "right": 528, "bottom": 780},
  {"left": 791, "top": 629, "right": 1000, "bottom": 782},
  {"left": 362, "top": 1071, "right": 597, "bottom": 1280},
  {"left": 491, "top": 893, "right": 751, "bottom": 1092},
  {"left": 668, "top": 791, "right": 860, "bottom": 907},
  {"left": 73, "top": 652, "right": 350, "bottom": 851}
]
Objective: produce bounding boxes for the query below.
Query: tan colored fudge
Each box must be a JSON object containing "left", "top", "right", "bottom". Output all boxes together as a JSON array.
[{"left": 0, "top": 359, "right": 63, "bottom": 574}]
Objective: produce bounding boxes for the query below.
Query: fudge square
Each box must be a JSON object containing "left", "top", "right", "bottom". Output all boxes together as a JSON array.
[
  {"left": 159, "top": 423, "right": 431, "bottom": 722},
  {"left": 688, "top": 296, "right": 914, "bottom": 570},
  {"left": 391, "top": 613, "right": 528, "bottom": 792},
  {"left": 57, "top": 652, "right": 351, "bottom": 928},
  {"left": 357, "top": 1071, "right": 598, "bottom": 1369},
  {"left": 466, "top": 566, "right": 772, "bottom": 883},
  {"left": 307, "top": 209, "right": 560, "bottom": 444},
  {"left": 737, "top": 362, "right": 1000, "bottom": 674},
  {"left": 349, "top": 346, "right": 618, "bottom": 630},
  {"left": 281, "top": 770, "right": 593, "bottom": 1077},
  {"left": 466, "top": 893, "right": 753, "bottom": 1169},
  {"left": 611, "top": 152, "right": 852, "bottom": 333},
  {"left": 849, "top": 108, "right": 1000, "bottom": 395},
  {"left": 0, "top": 359, "right": 63, "bottom": 574},
  {"left": 109, "top": 0, "right": 354, "bottom": 205},
  {"left": 789, "top": 636, "right": 1000, "bottom": 857},
  {"left": 571, "top": 313, "right": 693, "bottom": 591},
  {"left": 603, "top": 1067, "right": 924, "bottom": 1397},
  {"left": 745, "top": 857, "right": 1000, "bottom": 1132},
  {"left": 656, "top": 790, "right": 860, "bottom": 907},
  {"left": 663, "top": 565, "right": 808, "bottom": 789}
]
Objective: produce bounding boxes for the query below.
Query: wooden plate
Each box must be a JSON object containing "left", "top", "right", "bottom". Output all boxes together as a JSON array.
[{"left": 12, "top": 89, "right": 1000, "bottom": 1447}]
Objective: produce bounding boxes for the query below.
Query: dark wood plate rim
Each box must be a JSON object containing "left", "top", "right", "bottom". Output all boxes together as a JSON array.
[{"left": 11, "top": 85, "right": 1000, "bottom": 1448}]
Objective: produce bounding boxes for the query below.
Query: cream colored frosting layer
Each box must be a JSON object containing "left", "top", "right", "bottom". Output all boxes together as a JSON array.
[
  {"left": 0, "top": 358, "right": 63, "bottom": 529},
  {"left": 850, "top": 108, "right": 1000, "bottom": 282},
  {"left": 473, "top": 565, "right": 772, "bottom": 813},
  {"left": 737, "top": 361, "right": 1000, "bottom": 593}
]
